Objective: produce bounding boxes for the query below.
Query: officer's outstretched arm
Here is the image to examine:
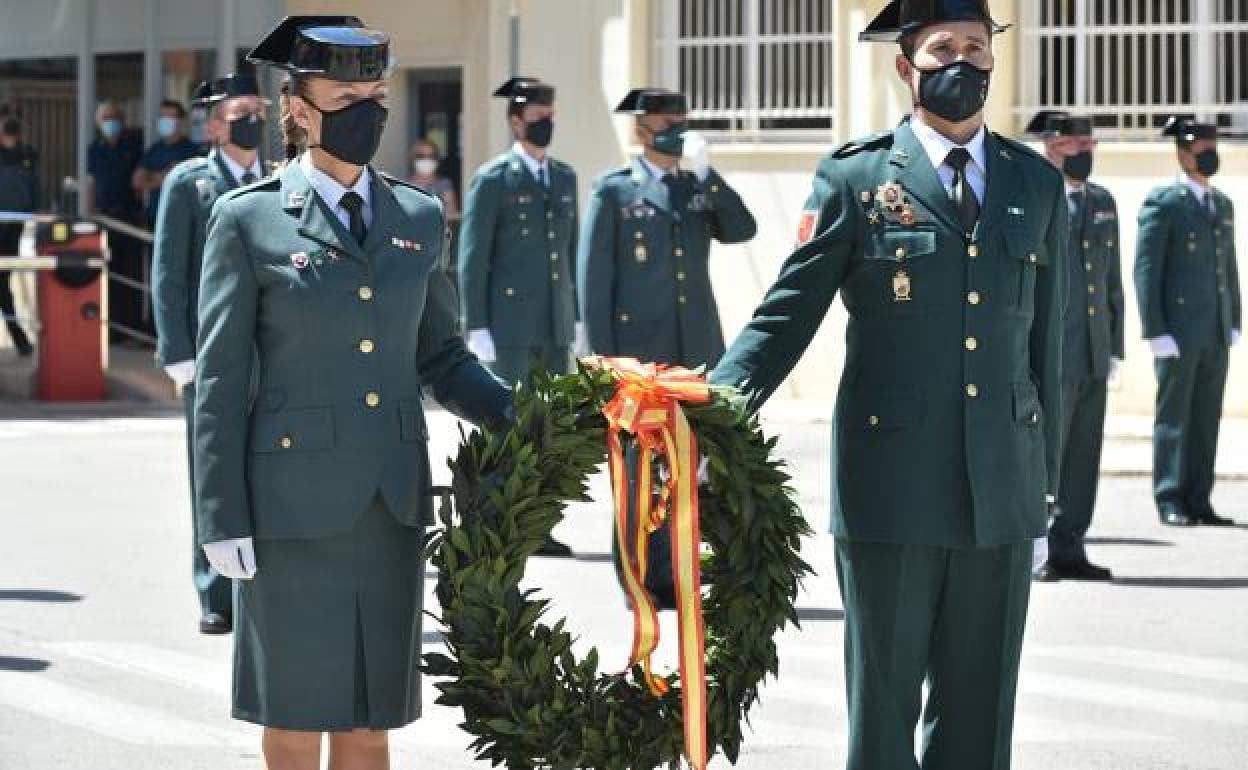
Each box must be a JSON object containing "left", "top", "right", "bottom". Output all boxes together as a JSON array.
[
  {"left": 708, "top": 163, "right": 853, "bottom": 411},
  {"left": 1032, "top": 183, "right": 1069, "bottom": 501},
  {"left": 1106, "top": 194, "right": 1126, "bottom": 360},
  {"left": 577, "top": 181, "right": 617, "bottom": 355},
  {"left": 1133, "top": 193, "right": 1171, "bottom": 339},
  {"left": 152, "top": 166, "right": 197, "bottom": 366},
  {"left": 458, "top": 171, "right": 501, "bottom": 332},
  {"left": 703, "top": 170, "right": 757, "bottom": 244},
  {"left": 193, "top": 201, "right": 258, "bottom": 545}
]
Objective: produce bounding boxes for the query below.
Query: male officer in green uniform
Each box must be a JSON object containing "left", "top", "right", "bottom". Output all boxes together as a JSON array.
[
  {"left": 152, "top": 73, "right": 267, "bottom": 634},
  {"left": 458, "top": 76, "right": 583, "bottom": 384},
  {"left": 0, "top": 111, "right": 38, "bottom": 356},
  {"left": 709, "top": 2, "right": 1066, "bottom": 767},
  {"left": 578, "top": 88, "right": 756, "bottom": 370},
  {"left": 1134, "top": 116, "right": 1241, "bottom": 527},
  {"left": 1027, "top": 111, "right": 1121, "bottom": 582}
]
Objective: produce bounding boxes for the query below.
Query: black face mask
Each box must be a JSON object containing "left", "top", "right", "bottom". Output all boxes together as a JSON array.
[
  {"left": 1062, "top": 151, "right": 1093, "bottom": 182},
  {"left": 1195, "top": 148, "right": 1220, "bottom": 178},
  {"left": 308, "top": 98, "right": 388, "bottom": 166},
  {"left": 524, "top": 116, "right": 554, "bottom": 148},
  {"left": 914, "top": 60, "right": 992, "bottom": 123},
  {"left": 228, "top": 114, "right": 264, "bottom": 150}
]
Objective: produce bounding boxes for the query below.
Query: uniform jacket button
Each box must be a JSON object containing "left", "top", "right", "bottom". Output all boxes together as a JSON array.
[
  {"left": 365, "top": 392, "right": 381, "bottom": 408},
  {"left": 358, "top": 286, "right": 374, "bottom": 301},
  {"left": 279, "top": 436, "right": 293, "bottom": 449}
]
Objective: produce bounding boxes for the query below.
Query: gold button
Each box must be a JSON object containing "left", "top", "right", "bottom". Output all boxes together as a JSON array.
[
  {"left": 551, "top": 272, "right": 559, "bottom": 281},
  {"left": 674, "top": 248, "right": 685, "bottom": 257},
  {"left": 279, "top": 436, "right": 293, "bottom": 449},
  {"left": 967, "top": 243, "right": 979, "bottom": 258},
  {"left": 548, "top": 232, "right": 556, "bottom": 240},
  {"left": 678, "top": 295, "right": 687, "bottom": 304},
  {"left": 861, "top": 191, "right": 872, "bottom": 203},
  {"left": 365, "top": 392, "right": 380, "bottom": 408},
  {"left": 1088, "top": 307, "right": 1096, "bottom": 316},
  {"left": 1028, "top": 253, "right": 1038, "bottom": 263},
  {"left": 635, "top": 231, "right": 644, "bottom": 240},
  {"left": 1107, "top": 240, "right": 1115, "bottom": 248},
  {"left": 966, "top": 384, "right": 979, "bottom": 398},
  {"left": 505, "top": 287, "right": 516, "bottom": 297},
  {"left": 895, "top": 247, "right": 907, "bottom": 258},
  {"left": 358, "top": 286, "right": 374, "bottom": 301},
  {"left": 1085, "top": 262, "right": 1093, "bottom": 272},
  {"left": 967, "top": 291, "right": 981, "bottom": 305},
  {"left": 676, "top": 271, "right": 686, "bottom": 281},
  {"left": 519, "top": 213, "right": 527, "bottom": 221},
  {"left": 1087, "top": 285, "right": 1096, "bottom": 294},
  {"left": 359, "top": 339, "right": 375, "bottom": 354},
  {"left": 1176, "top": 297, "right": 1185, "bottom": 305},
  {"left": 550, "top": 252, "right": 558, "bottom": 261},
  {"left": 619, "top": 313, "right": 631, "bottom": 323},
  {"left": 710, "top": 184, "right": 720, "bottom": 193},
  {"left": 868, "top": 415, "right": 880, "bottom": 427},
  {"left": 521, "top": 228, "right": 530, "bottom": 237},
  {"left": 547, "top": 211, "right": 554, "bottom": 219},
  {"left": 965, "top": 336, "right": 978, "bottom": 351},
  {"left": 1188, "top": 243, "right": 1197, "bottom": 252},
  {"left": 1082, "top": 240, "right": 1090, "bottom": 249}
]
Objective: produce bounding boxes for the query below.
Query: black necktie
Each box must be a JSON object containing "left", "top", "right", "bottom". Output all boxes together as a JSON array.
[
  {"left": 1068, "top": 189, "right": 1086, "bottom": 225},
  {"left": 538, "top": 166, "right": 548, "bottom": 189},
  {"left": 945, "top": 148, "right": 980, "bottom": 236},
  {"left": 241, "top": 172, "right": 256, "bottom": 186},
  {"left": 1204, "top": 192, "right": 1217, "bottom": 223},
  {"left": 663, "top": 172, "right": 687, "bottom": 210},
  {"left": 339, "top": 191, "right": 367, "bottom": 245}
]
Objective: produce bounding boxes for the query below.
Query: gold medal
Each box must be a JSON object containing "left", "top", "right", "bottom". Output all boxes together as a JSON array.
[
  {"left": 899, "top": 205, "right": 916, "bottom": 226},
  {"left": 634, "top": 244, "right": 648, "bottom": 263},
  {"left": 893, "top": 269, "right": 912, "bottom": 302}
]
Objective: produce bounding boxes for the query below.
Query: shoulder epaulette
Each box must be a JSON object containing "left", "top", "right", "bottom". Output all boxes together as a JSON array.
[
  {"left": 380, "top": 171, "right": 437, "bottom": 201},
  {"left": 832, "top": 130, "right": 894, "bottom": 159}
]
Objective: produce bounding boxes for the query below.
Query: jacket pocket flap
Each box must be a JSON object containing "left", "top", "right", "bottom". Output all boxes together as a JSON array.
[
  {"left": 399, "top": 399, "right": 429, "bottom": 441},
  {"left": 843, "top": 387, "right": 924, "bottom": 431},
  {"left": 866, "top": 228, "right": 938, "bottom": 262},
  {"left": 250, "top": 407, "right": 334, "bottom": 453},
  {"left": 1012, "top": 382, "right": 1043, "bottom": 426},
  {"left": 1004, "top": 227, "right": 1050, "bottom": 265}
]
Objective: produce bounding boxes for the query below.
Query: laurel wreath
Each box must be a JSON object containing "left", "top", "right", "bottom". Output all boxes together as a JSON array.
[{"left": 422, "top": 366, "right": 812, "bottom": 769}]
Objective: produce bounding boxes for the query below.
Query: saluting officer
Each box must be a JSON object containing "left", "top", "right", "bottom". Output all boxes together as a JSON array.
[
  {"left": 152, "top": 73, "right": 268, "bottom": 635},
  {"left": 193, "top": 16, "right": 510, "bottom": 767},
  {"left": 578, "top": 88, "right": 756, "bottom": 370},
  {"left": 1027, "top": 111, "right": 1121, "bottom": 582},
  {"left": 710, "top": 2, "right": 1066, "bottom": 767},
  {"left": 1135, "top": 116, "right": 1242, "bottom": 527},
  {"left": 458, "top": 77, "right": 583, "bottom": 384}
]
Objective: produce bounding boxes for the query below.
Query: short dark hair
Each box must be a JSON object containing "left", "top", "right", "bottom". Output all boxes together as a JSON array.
[
  {"left": 900, "top": 32, "right": 918, "bottom": 60},
  {"left": 160, "top": 99, "right": 187, "bottom": 119}
]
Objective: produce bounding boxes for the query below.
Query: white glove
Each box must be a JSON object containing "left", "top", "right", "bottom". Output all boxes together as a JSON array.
[
  {"left": 1148, "top": 335, "right": 1180, "bottom": 359},
  {"left": 573, "top": 322, "right": 590, "bottom": 358},
  {"left": 202, "top": 537, "right": 257, "bottom": 580},
  {"left": 467, "top": 328, "right": 497, "bottom": 363},
  {"left": 1031, "top": 537, "right": 1049, "bottom": 572},
  {"left": 1108, "top": 357, "right": 1123, "bottom": 388},
  {"left": 682, "top": 130, "right": 711, "bottom": 182},
  {"left": 1233, "top": 329, "right": 1242, "bottom": 347},
  {"left": 164, "top": 359, "right": 196, "bottom": 389}
]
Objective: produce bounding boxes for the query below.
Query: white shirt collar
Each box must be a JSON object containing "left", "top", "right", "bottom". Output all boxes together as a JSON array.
[
  {"left": 217, "top": 148, "right": 262, "bottom": 186},
  {"left": 1064, "top": 180, "right": 1086, "bottom": 197},
  {"left": 299, "top": 153, "right": 373, "bottom": 228},
  {"left": 910, "top": 113, "right": 988, "bottom": 177},
  {"left": 512, "top": 142, "right": 549, "bottom": 181},
  {"left": 1179, "top": 171, "right": 1211, "bottom": 201}
]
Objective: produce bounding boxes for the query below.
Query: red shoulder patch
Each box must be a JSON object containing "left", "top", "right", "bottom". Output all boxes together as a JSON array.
[{"left": 796, "top": 210, "right": 818, "bottom": 245}]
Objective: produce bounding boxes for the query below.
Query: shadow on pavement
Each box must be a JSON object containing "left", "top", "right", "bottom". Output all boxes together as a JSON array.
[
  {"left": 0, "top": 656, "right": 51, "bottom": 672},
  {"left": 0, "top": 589, "right": 83, "bottom": 602},
  {"left": 1111, "top": 577, "right": 1248, "bottom": 589},
  {"left": 1085, "top": 536, "right": 1175, "bottom": 547}
]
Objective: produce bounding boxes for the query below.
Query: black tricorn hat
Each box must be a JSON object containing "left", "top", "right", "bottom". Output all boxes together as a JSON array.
[
  {"left": 493, "top": 76, "right": 556, "bottom": 107},
  {"left": 247, "top": 16, "right": 390, "bottom": 82},
  {"left": 1025, "top": 110, "right": 1093, "bottom": 138},
  {"left": 860, "top": 0, "right": 1010, "bottom": 43},
  {"left": 614, "top": 88, "right": 689, "bottom": 115},
  {"left": 192, "top": 73, "right": 262, "bottom": 107},
  {"left": 1161, "top": 115, "right": 1221, "bottom": 143}
]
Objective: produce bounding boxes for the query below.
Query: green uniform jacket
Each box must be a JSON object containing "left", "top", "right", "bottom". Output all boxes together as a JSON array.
[
  {"left": 1134, "top": 181, "right": 1241, "bottom": 349},
  {"left": 710, "top": 119, "right": 1067, "bottom": 548},
  {"left": 457, "top": 150, "right": 579, "bottom": 346},
  {"left": 193, "top": 161, "right": 510, "bottom": 545},
  {"left": 1066, "top": 182, "right": 1125, "bottom": 380},
  {"left": 152, "top": 150, "right": 244, "bottom": 366},
  {"left": 0, "top": 144, "right": 40, "bottom": 212},
  {"left": 577, "top": 160, "right": 757, "bottom": 368}
]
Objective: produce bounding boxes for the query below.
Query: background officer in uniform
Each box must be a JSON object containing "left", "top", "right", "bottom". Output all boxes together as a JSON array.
[
  {"left": 709, "top": 2, "right": 1066, "bottom": 767},
  {"left": 152, "top": 73, "right": 268, "bottom": 634},
  {"left": 1134, "top": 116, "right": 1241, "bottom": 527},
  {"left": 578, "top": 88, "right": 756, "bottom": 370},
  {"left": 458, "top": 77, "right": 584, "bottom": 384},
  {"left": 193, "top": 16, "right": 511, "bottom": 768},
  {"left": 0, "top": 109, "right": 37, "bottom": 356},
  {"left": 1027, "top": 110, "right": 1121, "bottom": 582}
]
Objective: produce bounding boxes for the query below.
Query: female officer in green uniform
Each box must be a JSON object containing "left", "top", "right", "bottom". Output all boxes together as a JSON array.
[{"left": 193, "top": 16, "right": 510, "bottom": 769}]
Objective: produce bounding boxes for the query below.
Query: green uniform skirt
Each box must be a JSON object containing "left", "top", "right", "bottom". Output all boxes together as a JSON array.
[{"left": 231, "top": 495, "right": 425, "bottom": 731}]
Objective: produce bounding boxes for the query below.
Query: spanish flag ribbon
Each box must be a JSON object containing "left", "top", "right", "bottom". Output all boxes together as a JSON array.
[{"left": 589, "top": 356, "right": 710, "bottom": 770}]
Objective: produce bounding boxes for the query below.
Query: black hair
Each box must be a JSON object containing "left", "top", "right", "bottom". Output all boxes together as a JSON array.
[{"left": 160, "top": 99, "right": 188, "bottom": 119}]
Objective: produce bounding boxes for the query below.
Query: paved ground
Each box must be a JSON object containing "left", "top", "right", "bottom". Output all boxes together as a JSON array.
[{"left": 1, "top": 400, "right": 1246, "bottom": 769}]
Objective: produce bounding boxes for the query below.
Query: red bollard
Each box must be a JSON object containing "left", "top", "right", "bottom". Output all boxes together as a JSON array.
[{"left": 35, "top": 220, "right": 107, "bottom": 401}]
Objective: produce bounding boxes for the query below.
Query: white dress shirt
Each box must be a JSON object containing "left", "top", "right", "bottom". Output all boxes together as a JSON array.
[
  {"left": 219, "top": 149, "right": 263, "bottom": 186},
  {"left": 910, "top": 114, "right": 988, "bottom": 204},
  {"left": 1179, "top": 171, "right": 1214, "bottom": 213},
  {"left": 300, "top": 153, "right": 373, "bottom": 230},
  {"left": 512, "top": 141, "right": 550, "bottom": 187},
  {"left": 639, "top": 155, "right": 678, "bottom": 181},
  {"left": 1064, "top": 180, "right": 1087, "bottom": 218}
]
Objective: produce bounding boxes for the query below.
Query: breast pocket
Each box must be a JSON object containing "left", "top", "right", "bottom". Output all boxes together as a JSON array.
[
  {"left": 864, "top": 227, "right": 938, "bottom": 263},
  {"left": 249, "top": 407, "right": 335, "bottom": 454},
  {"left": 1002, "top": 227, "right": 1049, "bottom": 317}
]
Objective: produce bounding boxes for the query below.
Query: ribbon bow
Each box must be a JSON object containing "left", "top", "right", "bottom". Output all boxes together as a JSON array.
[{"left": 590, "top": 356, "right": 710, "bottom": 770}]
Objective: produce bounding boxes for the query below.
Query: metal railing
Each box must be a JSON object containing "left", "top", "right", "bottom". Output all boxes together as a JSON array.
[
  {"left": 655, "top": 0, "right": 837, "bottom": 141},
  {"left": 1017, "top": 0, "right": 1248, "bottom": 139}
]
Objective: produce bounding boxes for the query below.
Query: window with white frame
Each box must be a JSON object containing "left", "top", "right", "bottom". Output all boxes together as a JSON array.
[
  {"left": 1020, "top": 0, "right": 1248, "bottom": 139},
  {"left": 654, "top": 0, "right": 837, "bottom": 140}
]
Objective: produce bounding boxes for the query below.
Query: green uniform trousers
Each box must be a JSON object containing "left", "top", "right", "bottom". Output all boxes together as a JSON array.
[
  {"left": 1050, "top": 377, "right": 1108, "bottom": 564},
  {"left": 489, "top": 343, "right": 571, "bottom": 385},
  {"left": 1153, "top": 344, "right": 1230, "bottom": 518},
  {"left": 182, "top": 383, "right": 231, "bottom": 616},
  {"left": 835, "top": 539, "right": 1033, "bottom": 770}
]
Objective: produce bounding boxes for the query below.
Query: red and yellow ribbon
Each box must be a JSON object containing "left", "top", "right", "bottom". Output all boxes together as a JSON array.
[{"left": 589, "top": 356, "right": 710, "bottom": 770}]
